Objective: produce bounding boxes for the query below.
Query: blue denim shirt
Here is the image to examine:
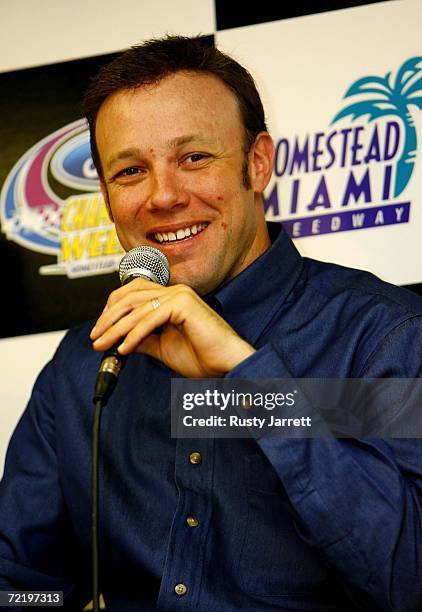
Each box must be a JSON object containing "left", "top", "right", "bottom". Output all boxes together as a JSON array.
[{"left": 1, "top": 224, "right": 422, "bottom": 611}]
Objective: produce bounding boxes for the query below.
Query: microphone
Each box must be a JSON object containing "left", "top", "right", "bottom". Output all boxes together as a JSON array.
[{"left": 93, "top": 246, "right": 170, "bottom": 406}]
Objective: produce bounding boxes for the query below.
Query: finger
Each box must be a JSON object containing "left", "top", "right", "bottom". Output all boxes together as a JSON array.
[
  {"left": 106, "top": 277, "right": 157, "bottom": 307},
  {"left": 116, "top": 300, "right": 179, "bottom": 354},
  {"left": 90, "top": 285, "right": 169, "bottom": 339},
  {"left": 92, "top": 295, "right": 172, "bottom": 352},
  {"left": 91, "top": 299, "right": 135, "bottom": 340}
]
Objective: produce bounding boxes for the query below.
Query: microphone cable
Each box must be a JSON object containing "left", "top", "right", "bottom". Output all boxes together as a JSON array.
[{"left": 90, "top": 246, "right": 169, "bottom": 612}]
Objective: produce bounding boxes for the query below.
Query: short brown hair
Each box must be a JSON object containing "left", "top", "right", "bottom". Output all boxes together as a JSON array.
[{"left": 83, "top": 35, "right": 268, "bottom": 182}]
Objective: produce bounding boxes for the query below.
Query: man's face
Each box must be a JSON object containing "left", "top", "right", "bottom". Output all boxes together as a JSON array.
[{"left": 96, "top": 71, "right": 272, "bottom": 294}]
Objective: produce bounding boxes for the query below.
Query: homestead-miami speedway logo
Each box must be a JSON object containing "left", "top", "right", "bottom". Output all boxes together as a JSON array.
[
  {"left": 0, "top": 118, "right": 123, "bottom": 278},
  {"left": 264, "top": 57, "right": 422, "bottom": 238}
]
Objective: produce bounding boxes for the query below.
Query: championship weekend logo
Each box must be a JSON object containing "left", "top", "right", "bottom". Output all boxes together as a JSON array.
[
  {"left": 264, "top": 57, "right": 422, "bottom": 238},
  {"left": 0, "top": 119, "right": 123, "bottom": 278}
]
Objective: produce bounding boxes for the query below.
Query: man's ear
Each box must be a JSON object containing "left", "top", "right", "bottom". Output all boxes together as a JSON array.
[
  {"left": 99, "top": 179, "right": 114, "bottom": 222},
  {"left": 249, "top": 132, "right": 275, "bottom": 193}
]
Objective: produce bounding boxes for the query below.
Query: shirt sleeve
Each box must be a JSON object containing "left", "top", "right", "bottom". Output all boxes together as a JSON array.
[
  {"left": 227, "top": 315, "right": 422, "bottom": 612},
  {"left": 0, "top": 357, "right": 91, "bottom": 610}
]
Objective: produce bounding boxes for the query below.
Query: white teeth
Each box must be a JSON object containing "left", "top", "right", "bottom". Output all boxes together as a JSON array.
[{"left": 153, "top": 222, "right": 207, "bottom": 243}]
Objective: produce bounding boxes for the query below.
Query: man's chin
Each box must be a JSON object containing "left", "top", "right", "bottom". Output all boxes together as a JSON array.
[{"left": 169, "top": 268, "right": 219, "bottom": 295}]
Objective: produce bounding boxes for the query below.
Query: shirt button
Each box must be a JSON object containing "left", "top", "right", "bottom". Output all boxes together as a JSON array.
[
  {"left": 189, "top": 451, "right": 202, "bottom": 465},
  {"left": 174, "top": 583, "right": 188, "bottom": 596},
  {"left": 186, "top": 516, "right": 199, "bottom": 527}
]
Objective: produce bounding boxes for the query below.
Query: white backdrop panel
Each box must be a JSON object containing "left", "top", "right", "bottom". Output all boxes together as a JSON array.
[
  {"left": 0, "top": 0, "right": 216, "bottom": 73},
  {"left": 0, "top": 331, "right": 65, "bottom": 476}
]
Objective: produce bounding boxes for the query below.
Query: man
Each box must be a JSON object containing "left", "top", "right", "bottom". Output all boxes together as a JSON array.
[{"left": 1, "top": 35, "right": 422, "bottom": 611}]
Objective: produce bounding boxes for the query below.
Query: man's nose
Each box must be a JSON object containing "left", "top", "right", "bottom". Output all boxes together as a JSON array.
[{"left": 147, "top": 165, "right": 187, "bottom": 211}]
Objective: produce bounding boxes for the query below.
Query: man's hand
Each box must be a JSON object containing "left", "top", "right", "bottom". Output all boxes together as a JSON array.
[{"left": 90, "top": 279, "right": 255, "bottom": 378}]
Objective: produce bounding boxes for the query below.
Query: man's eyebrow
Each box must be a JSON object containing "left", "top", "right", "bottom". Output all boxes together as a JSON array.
[
  {"left": 105, "top": 148, "right": 142, "bottom": 172},
  {"left": 167, "top": 134, "right": 217, "bottom": 147}
]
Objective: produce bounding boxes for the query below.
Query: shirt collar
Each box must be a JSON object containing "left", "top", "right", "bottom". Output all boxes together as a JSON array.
[{"left": 208, "top": 222, "right": 304, "bottom": 345}]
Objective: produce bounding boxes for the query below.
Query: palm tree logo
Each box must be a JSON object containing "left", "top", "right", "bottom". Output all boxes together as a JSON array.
[{"left": 332, "top": 57, "right": 422, "bottom": 197}]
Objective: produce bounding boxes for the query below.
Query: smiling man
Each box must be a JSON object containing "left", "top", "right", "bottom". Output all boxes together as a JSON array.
[
  {"left": 95, "top": 71, "right": 271, "bottom": 293},
  {"left": 1, "top": 35, "right": 422, "bottom": 612},
  {"left": 88, "top": 64, "right": 274, "bottom": 377}
]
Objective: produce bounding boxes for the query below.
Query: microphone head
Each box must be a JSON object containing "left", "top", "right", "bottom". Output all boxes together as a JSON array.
[{"left": 119, "top": 245, "right": 170, "bottom": 286}]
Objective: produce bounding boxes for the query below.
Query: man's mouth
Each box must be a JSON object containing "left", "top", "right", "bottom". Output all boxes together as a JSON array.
[{"left": 151, "top": 222, "right": 209, "bottom": 244}]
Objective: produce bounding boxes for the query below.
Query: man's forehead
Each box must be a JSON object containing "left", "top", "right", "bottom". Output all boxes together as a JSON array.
[{"left": 98, "top": 70, "right": 240, "bottom": 119}]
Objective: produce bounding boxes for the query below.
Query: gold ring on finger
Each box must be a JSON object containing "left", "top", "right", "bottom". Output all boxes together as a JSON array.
[{"left": 151, "top": 297, "right": 161, "bottom": 310}]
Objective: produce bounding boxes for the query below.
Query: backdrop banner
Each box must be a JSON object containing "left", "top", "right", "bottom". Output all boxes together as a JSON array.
[{"left": 217, "top": 0, "right": 422, "bottom": 287}]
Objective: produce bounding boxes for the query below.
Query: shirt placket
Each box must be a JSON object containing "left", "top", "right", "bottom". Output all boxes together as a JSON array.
[{"left": 157, "top": 437, "right": 214, "bottom": 611}]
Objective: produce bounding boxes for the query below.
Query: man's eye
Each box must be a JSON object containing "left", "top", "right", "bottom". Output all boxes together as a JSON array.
[
  {"left": 185, "top": 153, "right": 207, "bottom": 164},
  {"left": 118, "top": 167, "right": 141, "bottom": 177},
  {"left": 112, "top": 167, "right": 146, "bottom": 181}
]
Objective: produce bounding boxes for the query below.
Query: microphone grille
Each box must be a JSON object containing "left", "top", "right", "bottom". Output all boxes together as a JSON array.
[{"left": 119, "top": 246, "right": 170, "bottom": 286}]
